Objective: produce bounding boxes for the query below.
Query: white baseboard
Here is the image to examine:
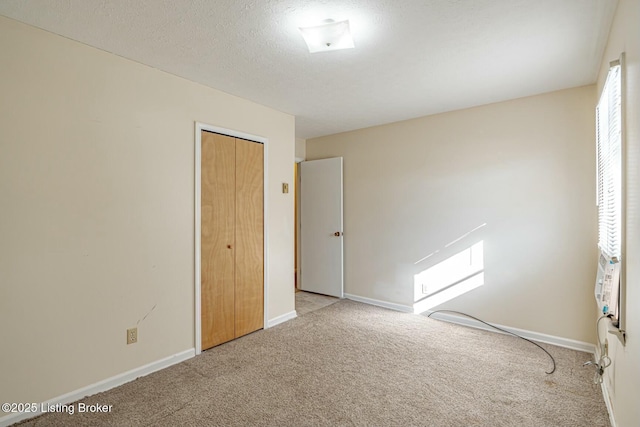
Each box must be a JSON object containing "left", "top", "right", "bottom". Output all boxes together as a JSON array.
[
  {"left": 0, "top": 348, "right": 195, "bottom": 427},
  {"left": 426, "top": 311, "right": 596, "bottom": 353},
  {"left": 345, "top": 293, "right": 413, "bottom": 313},
  {"left": 600, "top": 380, "right": 617, "bottom": 427},
  {"left": 267, "top": 310, "right": 297, "bottom": 328}
]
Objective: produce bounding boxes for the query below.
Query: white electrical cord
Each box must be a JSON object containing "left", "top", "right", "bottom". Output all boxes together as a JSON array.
[{"left": 589, "top": 315, "right": 612, "bottom": 384}]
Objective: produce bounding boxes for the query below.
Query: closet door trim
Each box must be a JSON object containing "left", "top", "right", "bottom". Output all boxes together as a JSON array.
[{"left": 195, "top": 122, "right": 268, "bottom": 355}]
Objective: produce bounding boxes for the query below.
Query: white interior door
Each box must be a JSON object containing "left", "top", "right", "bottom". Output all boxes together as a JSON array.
[{"left": 300, "top": 157, "right": 344, "bottom": 298}]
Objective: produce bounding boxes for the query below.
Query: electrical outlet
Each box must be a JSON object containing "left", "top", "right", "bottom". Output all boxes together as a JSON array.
[{"left": 127, "top": 327, "right": 138, "bottom": 345}]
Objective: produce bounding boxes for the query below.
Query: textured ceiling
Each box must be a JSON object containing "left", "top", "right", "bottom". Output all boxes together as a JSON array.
[{"left": 0, "top": 0, "right": 617, "bottom": 139}]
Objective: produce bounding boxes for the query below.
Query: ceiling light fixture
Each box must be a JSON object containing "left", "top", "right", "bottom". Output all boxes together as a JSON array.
[{"left": 298, "top": 19, "right": 355, "bottom": 53}]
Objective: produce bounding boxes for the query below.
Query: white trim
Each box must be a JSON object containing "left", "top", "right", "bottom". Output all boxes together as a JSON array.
[
  {"left": 198, "top": 124, "right": 268, "bottom": 145},
  {"left": 295, "top": 157, "right": 305, "bottom": 163},
  {"left": 267, "top": 310, "right": 297, "bottom": 328},
  {"left": 0, "top": 349, "right": 194, "bottom": 427},
  {"left": 195, "top": 125, "right": 202, "bottom": 355},
  {"left": 194, "top": 122, "right": 269, "bottom": 354},
  {"left": 600, "top": 381, "right": 617, "bottom": 427},
  {"left": 618, "top": 52, "right": 627, "bottom": 337},
  {"left": 344, "top": 293, "right": 413, "bottom": 313},
  {"left": 263, "top": 134, "right": 270, "bottom": 330},
  {"left": 426, "top": 311, "right": 596, "bottom": 353}
]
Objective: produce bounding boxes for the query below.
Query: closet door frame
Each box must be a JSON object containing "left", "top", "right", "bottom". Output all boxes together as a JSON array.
[{"left": 194, "top": 122, "right": 268, "bottom": 355}]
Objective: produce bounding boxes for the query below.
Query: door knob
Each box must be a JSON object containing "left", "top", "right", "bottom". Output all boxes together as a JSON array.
[{"left": 334, "top": 232, "right": 342, "bottom": 237}]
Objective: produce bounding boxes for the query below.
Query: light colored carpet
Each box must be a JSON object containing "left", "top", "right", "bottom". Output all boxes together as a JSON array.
[{"left": 17, "top": 300, "right": 610, "bottom": 426}]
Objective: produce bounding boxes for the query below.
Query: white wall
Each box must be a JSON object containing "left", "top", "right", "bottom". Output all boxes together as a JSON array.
[
  {"left": 0, "top": 16, "right": 295, "bottom": 408},
  {"left": 596, "top": 0, "right": 640, "bottom": 425},
  {"left": 307, "top": 86, "right": 597, "bottom": 343}
]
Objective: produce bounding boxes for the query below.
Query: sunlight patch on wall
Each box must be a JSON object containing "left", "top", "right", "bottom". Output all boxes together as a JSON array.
[
  {"left": 414, "top": 223, "right": 486, "bottom": 265},
  {"left": 413, "top": 241, "right": 484, "bottom": 314}
]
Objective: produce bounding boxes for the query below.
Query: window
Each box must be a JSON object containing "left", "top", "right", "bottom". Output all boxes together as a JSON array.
[
  {"left": 596, "top": 60, "right": 622, "bottom": 260},
  {"left": 595, "top": 56, "right": 624, "bottom": 331}
]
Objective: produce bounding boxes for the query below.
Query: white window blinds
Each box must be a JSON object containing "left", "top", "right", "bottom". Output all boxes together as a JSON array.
[{"left": 596, "top": 61, "right": 622, "bottom": 260}]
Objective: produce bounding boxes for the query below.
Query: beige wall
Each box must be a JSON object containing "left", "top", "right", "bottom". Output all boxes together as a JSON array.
[
  {"left": 307, "top": 85, "right": 597, "bottom": 343},
  {"left": 0, "top": 16, "right": 295, "bottom": 406},
  {"left": 596, "top": 0, "right": 640, "bottom": 425},
  {"left": 295, "top": 137, "right": 306, "bottom": 160}
]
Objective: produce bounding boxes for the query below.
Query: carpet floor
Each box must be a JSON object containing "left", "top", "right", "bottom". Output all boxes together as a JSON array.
[{"left": 17, "top": 300, "right": 610, "bottom": 426}]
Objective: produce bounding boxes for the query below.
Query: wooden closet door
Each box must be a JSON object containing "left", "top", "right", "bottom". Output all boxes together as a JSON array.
[
  {"left": 201, "top": 132, "right": 236, "bottom": 350},
  {"left": 234, "top": 138, "right": 264, "bottom": 337}
]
